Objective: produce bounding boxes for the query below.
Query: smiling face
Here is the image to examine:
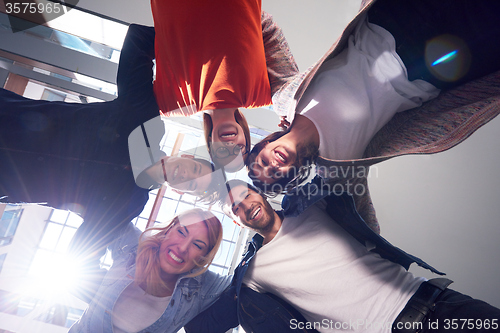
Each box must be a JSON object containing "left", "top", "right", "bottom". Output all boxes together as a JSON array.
[
  {"left": 158, "top": 214, "right": 210, "bottom": 277},
  {"left": 224, "top": 183, "right": 277, "bottom": 237},
  {"left": 210, "top": 140, "right": 247, "bottom": 172},
  {"left": 160, "top": 157, "right": 213, "bottom": 194},
  {"left": 213, "top": 122, "right": 247, "bottom": 147},
  {"left": 249, "top": 139, "right": 298, "bottom": 185},
  {"left": 204, "top": 109, "right": 250, "bottom": 171}
]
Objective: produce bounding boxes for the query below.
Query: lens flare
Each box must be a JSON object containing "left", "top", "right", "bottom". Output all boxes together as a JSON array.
[
  {"left": 431, "top": 50, "right": 458, "bottom": 66},
  {"left": 425, "top": 34, "right": 471, "bottom": 82}
]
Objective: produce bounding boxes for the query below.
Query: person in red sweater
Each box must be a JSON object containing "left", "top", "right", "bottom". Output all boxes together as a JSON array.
[{"left": 150, "top": 0, "right": 273, "bottom": 172}]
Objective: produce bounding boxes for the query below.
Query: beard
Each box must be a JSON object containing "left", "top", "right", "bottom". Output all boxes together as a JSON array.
[{"left": 244, "top": 201, "right": 276, "bottom": 235}]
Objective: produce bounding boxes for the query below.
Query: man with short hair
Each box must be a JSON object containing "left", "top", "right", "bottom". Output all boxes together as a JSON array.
[{"left": 185, "top": 178, "right": 500, "bottom": 333}]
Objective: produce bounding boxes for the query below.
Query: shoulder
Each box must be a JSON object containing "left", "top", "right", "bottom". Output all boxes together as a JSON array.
[
  {"left": 108, "top": 223, "right": 142, "bottom": 261},
  {"left": 197, "top": 270, "right": 232, "bottom": 296}
]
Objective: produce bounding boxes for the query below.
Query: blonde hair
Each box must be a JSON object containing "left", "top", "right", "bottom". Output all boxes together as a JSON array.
[{"left": 135, "top": 209, "right": 222, "bottom": 295}]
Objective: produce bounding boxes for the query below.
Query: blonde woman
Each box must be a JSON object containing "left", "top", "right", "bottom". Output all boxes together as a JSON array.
[{"left": 69, "top": 208, "right": 231, "bottom": 333}]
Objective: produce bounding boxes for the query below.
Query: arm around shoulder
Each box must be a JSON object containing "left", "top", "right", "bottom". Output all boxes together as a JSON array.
[
  {"left": 184, "top": 284, "right": 239, "bottom": 333},
  {"left": 261, "top": 11, "right": 299, "bottom": 96}
]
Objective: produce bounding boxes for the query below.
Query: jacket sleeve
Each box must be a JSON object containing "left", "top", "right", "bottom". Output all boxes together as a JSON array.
[
  {"left": 308, "top": 168, "right": 380, "bottom": 234},
  {"left": 184, "top": 285, "right": 239, "bottom": 333},
  {"left": 70, "top": 223, "right": 140, "bottom": 304},
  {"left": 116, "top": 24, "right": 157, "bottom": 108},
  {"left": 107, "top": 222, "right": 142, "bottom": 261},
  {"left": 261, "top": 11, "right": 299, "bottom": 96}
]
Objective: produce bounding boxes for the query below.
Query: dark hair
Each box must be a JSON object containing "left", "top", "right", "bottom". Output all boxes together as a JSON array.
[
  {"left": 220, "top": 179, "right": 262, "bottom": 216},
  {"left": 193, "top": 158, "right": 227, "bottom": 205},
  {"left": 203, "top": 109, "right": 251, "bottom": 168},
  {"left": 246, "top": 130, "right": 319, "bottom": 195}
]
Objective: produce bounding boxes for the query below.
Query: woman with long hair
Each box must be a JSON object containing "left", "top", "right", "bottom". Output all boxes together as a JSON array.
[{"left": 69, "top": 208, "right": 230, "bottom": 333}]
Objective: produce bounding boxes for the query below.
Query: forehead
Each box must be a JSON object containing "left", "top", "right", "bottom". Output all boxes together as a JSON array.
[
  {"left": 180, "top": 172, "right": 213, "bottom": 193},
  {"left": 178, "top": 211, "right": 205, "bottom": 225},
  {"left": 196, "top": 171, "right": 213, "bottom": 185},
  {"left": 225, "top": 184, "right": 254, "bottom": 207},
  {"left": 177, "top": 213, "right": 208, "bottom": 234},
  {"left": 213, "top": 152, "right": 245, "bottom": 171}
]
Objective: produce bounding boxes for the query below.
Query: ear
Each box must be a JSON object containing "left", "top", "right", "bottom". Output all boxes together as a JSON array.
[{"left": 180, "top": 154, "right": 194, "bottom": 159}]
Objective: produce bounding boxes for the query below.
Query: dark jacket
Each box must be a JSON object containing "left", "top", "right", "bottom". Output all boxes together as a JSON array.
[
  {"left": 185, "top": 178, "right": 443, "bottom": 333},
  {"left": 0, "top": 24, "right": 158, "bottom": 255}
]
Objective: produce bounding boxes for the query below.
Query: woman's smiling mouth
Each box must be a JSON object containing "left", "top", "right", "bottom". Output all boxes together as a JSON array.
[{"left": 168, "top": 250, "right": 184, "bottom": 264}]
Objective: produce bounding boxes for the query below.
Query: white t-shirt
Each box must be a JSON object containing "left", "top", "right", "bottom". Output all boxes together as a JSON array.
[
  {"left": 242, "top": 201, "right": 425, "bottom": 333},
  {"left": 298, "top": 16, "right": 440, "bottom": 160},
  {"left": 112, "top": 281, "right": 171, "bottom": 333}
]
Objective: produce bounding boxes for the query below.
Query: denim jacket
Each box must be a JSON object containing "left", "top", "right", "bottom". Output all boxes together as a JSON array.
[{"left": 69, "top": 223, "right": 232, "bottom": 333}]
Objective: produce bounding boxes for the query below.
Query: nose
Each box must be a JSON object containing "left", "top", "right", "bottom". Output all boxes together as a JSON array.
[
  {"left": 179, "top": 167, "right": 187, "bottom": 181},
  {"left": 263, "top": 164, "right": 278, "bottom": 178},
  {"left": 178, "top": 237, "right": 190, "bottom": 253},
  {"left": 240, "top": 200, "right": 253, "bottom": 215}
]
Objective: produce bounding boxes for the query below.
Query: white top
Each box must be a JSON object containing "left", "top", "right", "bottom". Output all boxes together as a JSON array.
[
  {"left": 112, "top": 282, "right": 171, "bottom": 333},
  {"left": 297, "top": 16, "right": 440, "bottom": 160},
  {"left": 242, "top": 201, "right": 425, "bottom": 333}
]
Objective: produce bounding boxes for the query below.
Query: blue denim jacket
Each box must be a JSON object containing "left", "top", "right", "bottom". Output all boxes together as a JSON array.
[{"left": 69, "top": 223, "right": 232, "bottom": 333}]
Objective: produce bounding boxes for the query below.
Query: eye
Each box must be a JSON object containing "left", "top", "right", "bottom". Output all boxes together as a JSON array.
[
  {"left": 189, "top": 180, "right": 197, "bottom": 191},
  {"left": 193, "top": 243, "right": 202, "bottom": 250},
  {"left": 178, "top": 229, "right": 186, "bottom": 237}
]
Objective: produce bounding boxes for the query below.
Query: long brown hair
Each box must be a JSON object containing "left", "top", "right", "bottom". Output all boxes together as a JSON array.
[{"left": 135, "top": 209, "right": 222, "bottom": 295}]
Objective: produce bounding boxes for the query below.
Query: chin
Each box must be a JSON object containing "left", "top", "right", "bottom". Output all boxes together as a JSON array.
[{"left": 223, "top": 158, "right": 245, "bottom": 172}]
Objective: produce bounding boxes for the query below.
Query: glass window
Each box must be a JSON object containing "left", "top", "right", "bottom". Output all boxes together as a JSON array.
[
  {"left": 0, "top": 206, "right": 22, "bottom": 247},
  {"left": 66, "top": 307, "right": 85, "bottom": 328},
  {"left": 0, "top": 253, "right": 7, "bottom": 274}
]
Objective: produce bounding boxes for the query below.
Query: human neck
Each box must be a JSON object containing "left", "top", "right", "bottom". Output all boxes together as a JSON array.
[
  {"left": 205, "top": 108, "right": 235, "bottom": 123},
  {"left": 140, "top": 273, "right": 178, "bottom": 297},
  {"left": 286, "top": 114, "right": 320, "bottom": 147}
]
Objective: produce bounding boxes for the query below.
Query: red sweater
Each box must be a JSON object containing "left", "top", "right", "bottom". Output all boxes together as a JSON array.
[{"left": 151, "top": 0, "right": 272, "bottom": 116}]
